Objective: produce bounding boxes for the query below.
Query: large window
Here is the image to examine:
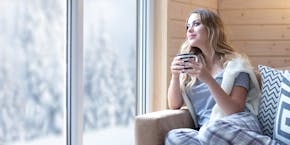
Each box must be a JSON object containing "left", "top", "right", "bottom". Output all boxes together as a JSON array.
[
  {"left": 0, "top": 0, "right": 66, "bottom": 145},
  {"left": 83, "top": 0, "right": 136, "bottom": 145},
  {"left": 0, "top": 0, "right": 138, "bottom": 145}
]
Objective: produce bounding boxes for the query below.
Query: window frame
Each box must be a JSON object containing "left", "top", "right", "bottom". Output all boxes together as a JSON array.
[
  {"left": 136, "top": 0, "right": 153, "bottom": 115},
  {"left": 67, "top": 0, "right": 141, "bottom": 145},
  {"left": 66, "top": 0, "right": 83, "bottom": 145}
]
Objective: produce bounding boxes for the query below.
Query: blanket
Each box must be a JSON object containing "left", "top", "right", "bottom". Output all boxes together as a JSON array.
[{"left": 165, "top": 112, "right": 280, "bottom": 145}]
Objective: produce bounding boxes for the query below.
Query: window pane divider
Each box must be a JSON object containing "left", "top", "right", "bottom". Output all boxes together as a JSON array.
[
  {"left": 66, "top": 0, "right": 83, "bottom": 145},
  {"left": 137, "top": 0, "right": 153, "bottom": 115}
]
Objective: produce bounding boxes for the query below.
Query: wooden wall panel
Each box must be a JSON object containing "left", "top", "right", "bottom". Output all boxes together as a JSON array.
[
  {"left": 219, "top": 0, "right": 290, "bottom": 68},
  {"left": 168, "top": 38, "right": 185, "bottom": 58},
  {"left": 151, "top": 0, "right": 168, "bottom": 111},
  {"left": 168, "top": 20, "right": 186, "bottom": 40},
  {"left": 232, "top": 41, "right": 290, "bottom": 56},
  {"left": 168, "top": 1, "right": 196, "bottom": 21},
  {"left": 219, "top": 0, "right": 290, "bottom": 9},
  {"left": 250, "top": 57, "right": 290, "bottom": 68},
  {"left": 220, "top": 9, "right": 290, "bottom": 25},
  {"left": 173, "top": 0, "right": 217, "bottom": 9},
  {"left": 227, "top": 25, "right": 290, "bottom": 40}
]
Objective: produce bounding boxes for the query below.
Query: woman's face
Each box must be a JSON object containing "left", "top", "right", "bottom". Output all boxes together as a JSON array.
[{"left": 186, "top": 13, "right": 208, "bottom": 48}]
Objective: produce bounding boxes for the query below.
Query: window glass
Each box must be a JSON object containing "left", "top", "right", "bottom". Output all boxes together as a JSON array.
[
  {"left": 83, "top": 0, "right": 136, "bottom": 145},
  {"left": 0, "top": 0, "right": 66, "bottom": 145}
]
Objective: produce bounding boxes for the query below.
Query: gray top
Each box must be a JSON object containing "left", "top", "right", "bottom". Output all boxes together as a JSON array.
[{"left": 186, "top": 71, "right": 250, "bottom": 127}]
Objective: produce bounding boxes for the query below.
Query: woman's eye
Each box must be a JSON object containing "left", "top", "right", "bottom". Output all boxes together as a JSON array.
[
  {"left": 186, "top": 21, "right": 201, "bottom": 30},
  {"left": 193, "top": 22, "right": 200, "bottom": 26}
]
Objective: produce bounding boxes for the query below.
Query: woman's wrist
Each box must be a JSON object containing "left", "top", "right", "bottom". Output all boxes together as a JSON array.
[{"left": 171, "top": 74, "right": 180, "bottom": 80}]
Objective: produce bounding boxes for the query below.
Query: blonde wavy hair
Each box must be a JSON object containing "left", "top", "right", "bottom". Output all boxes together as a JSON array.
[{"left": 180, "top": 8, "right": 238, "bottom": 88}]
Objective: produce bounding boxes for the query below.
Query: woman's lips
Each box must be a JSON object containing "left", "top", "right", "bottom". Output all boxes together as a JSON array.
[{"left": 188, "top": 34, "right": 196, "bottom": 39}]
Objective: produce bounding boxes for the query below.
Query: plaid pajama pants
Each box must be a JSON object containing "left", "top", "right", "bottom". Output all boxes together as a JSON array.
[{"left": 165, "top": 112, "right": 280, "bottom": 145}]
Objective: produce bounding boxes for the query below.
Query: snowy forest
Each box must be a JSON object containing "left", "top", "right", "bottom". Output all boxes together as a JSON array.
[{"left": 0, "top": 0, "right": 136, "bottom": 145}]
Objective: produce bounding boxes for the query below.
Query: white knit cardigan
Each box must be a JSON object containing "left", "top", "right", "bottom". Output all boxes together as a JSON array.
[{"left": 182, "top": 56, "right": 261, "bottom": 128}]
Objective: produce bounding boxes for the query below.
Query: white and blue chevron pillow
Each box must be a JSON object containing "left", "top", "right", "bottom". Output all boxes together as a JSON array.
[
  {"left": 258, "top": 65, "right": 283, "bottom": 137},
  {"left": 273, "top": 71, "right": 290, "bottom": 144}
]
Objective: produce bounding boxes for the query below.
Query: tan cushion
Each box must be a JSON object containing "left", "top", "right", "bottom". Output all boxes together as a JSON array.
[{"left": 135, "top": 109, "right": 194, "bottom": 145}]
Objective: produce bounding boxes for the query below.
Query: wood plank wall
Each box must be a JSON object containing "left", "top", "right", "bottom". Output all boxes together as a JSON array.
[{"left": 219, "top": 0, "right": 290, "bottom": 68}]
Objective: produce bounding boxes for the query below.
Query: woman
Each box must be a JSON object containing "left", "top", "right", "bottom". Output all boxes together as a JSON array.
[{"left": 166, "top": 8, "right": 278, "bottom": 145}]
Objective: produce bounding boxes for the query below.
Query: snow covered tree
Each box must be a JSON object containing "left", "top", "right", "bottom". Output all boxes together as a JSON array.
[
  {"left": 0, "top": 0, "right": 65, "bottom": 143},
  {"left": 83, "top": 12, "right": 135, "bottom": 130}
]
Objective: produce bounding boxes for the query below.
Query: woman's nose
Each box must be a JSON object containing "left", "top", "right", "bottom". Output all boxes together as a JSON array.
[{"left": 187, "top": 23, "right": 194, "bottom": 31}]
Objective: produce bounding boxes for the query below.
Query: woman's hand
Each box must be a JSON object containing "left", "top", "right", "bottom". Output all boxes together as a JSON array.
[
  {"left": 170, "top": 56, "right": 185, "bottom": 77},
  {"left": 183, "top": 58, "right": 212, "bottom": 82}
]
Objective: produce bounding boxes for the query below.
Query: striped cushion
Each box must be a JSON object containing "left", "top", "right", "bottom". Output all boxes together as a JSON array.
[
  {"left": 257, "top": 65, "right": 283, "bottom": 137},
  {"left": 273, "top": 71, "right": 290, "bottom": 144}
]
